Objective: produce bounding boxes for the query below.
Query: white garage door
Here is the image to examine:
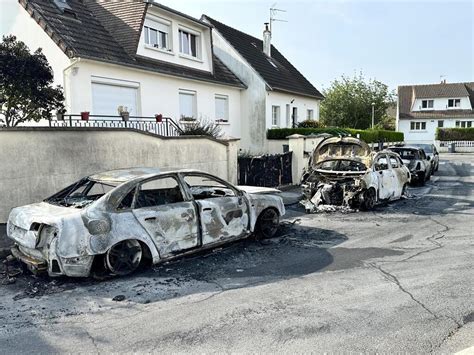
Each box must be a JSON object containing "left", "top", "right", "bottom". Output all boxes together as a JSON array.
[{"left": 91, "top": 83, "right": 139, "bottom": 117}]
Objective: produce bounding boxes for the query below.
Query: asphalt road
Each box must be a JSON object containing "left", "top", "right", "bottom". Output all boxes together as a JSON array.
[{"left": 0, "top": 153, "right": 472, "bottom": 353}]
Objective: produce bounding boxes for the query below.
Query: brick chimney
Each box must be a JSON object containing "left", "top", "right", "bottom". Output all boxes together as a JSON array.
[{"left": 263, "top": 22, "right": 271, "bottom": 57}]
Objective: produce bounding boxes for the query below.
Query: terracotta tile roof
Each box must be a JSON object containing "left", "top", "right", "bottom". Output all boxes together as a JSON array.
[
  {"left": 203, "top": 15, "right": 324, "bottom": 99},
  {"left": 19, "top": 0, "right": 245, "bottom": 88},
  {"left": 398, "top": 82, "right": 474, "bottom": 119}
]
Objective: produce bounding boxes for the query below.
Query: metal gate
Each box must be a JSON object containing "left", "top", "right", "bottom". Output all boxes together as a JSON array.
[{"left": 238, "top": 152, "right": 293, "bottom": 187}]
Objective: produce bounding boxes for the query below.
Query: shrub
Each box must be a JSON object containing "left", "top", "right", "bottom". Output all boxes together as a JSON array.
[
  {"left": 297, "top": 119, "right": 323, "bottom": 128},
  {"left": 179, "top": 119, "right": 222, "bottom": 138},
  {"left": 436, "top": 128, "right": 474, "bottom": 141},
  {"left": 266, "top": 127, "right": 403, "bottom": 143}
]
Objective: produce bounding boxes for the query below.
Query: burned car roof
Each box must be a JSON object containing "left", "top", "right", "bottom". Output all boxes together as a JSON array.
[{"left": 89, "top": 168, "right": 201, "bottom": 184}]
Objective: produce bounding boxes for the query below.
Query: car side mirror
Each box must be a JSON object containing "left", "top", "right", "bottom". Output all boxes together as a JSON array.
[{"left": 427, "top": 156, "right": 431, "bottom": 161}]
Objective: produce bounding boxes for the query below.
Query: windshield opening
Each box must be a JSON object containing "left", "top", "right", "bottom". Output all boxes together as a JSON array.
[
  {"left": 391, "top": 149, "right": 419, "bottom": 160},
  {"left": 412, "top": 144, "right": 433, "bottom": 153},
  {"left": 315, "top": 159, "right": 367, "bottom": 172},
  {"left": 317, "top": 143, "right": 368, "bottom": 158},
  {"left": 45, "top": 178, "right": 118, "bottom": 208}
]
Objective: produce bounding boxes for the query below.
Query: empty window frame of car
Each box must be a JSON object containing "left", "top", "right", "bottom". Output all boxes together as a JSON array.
[
  {"left": 183, "top": 174, "right": 236, "bottom": 200},
  {"left": 374, "top": 156, "right": 390, "bottom": 171},
  {"left": 135, "top": 176, "right": 184, "bottom": 209}
]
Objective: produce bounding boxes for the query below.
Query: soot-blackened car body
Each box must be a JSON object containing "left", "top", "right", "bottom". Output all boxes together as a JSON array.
[
  {"left": 7, "top": 168, "right": 285, "bottom": 277},
  {"left": 301, "top": 136, "right": 411, "bottom": 211}
]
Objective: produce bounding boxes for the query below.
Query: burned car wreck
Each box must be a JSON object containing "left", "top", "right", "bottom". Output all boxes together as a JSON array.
[
  {"left": 301, "top": 136, "right": 411, "bottom": 212},
  {"left": 7, "top": 168, "right": 285, "bottom": 278}
]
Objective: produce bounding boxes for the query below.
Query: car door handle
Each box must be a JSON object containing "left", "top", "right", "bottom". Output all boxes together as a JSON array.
[
  {"left": 202, "top": 208, "right": 212, "bottom": 212},
  {"left": 144, "top": 217, "right": 156, "bottom": 222}
]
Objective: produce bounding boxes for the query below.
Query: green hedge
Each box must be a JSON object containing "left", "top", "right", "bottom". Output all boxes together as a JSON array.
[
  {"left": 267, "top": 127, "right": 404, "bottom": 143},
  {"left": 436, "top": 128, "right": 474, "bottom": 141}
]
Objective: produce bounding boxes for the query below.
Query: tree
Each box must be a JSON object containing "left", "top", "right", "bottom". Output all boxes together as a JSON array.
[
  {"left": 0, "top": 35, "right": 64, "bottom": 127},
  {"left": 320, "top": 73, "right": 395, "bottom": 130}
]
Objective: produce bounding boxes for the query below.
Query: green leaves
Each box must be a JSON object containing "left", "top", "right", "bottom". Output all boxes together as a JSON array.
[
  {"left": 0, "top": 35, "right": 64, "bottom": 127},
  {"left": 266, "top": 127, "right": 404, "bottom": 143},
  {"left": 436, "top": 128, "right": 474, "bottom": 141},
  {"left": 320, "top": 72, "right": 395, "bottom": 129}
]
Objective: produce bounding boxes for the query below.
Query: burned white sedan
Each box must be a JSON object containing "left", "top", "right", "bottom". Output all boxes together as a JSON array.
[
  {"left": 7, "top": 169, "right": 285, "bottom": 277},
  {"left": 301, "top": 136, "right": 411, "bottom": 212}
]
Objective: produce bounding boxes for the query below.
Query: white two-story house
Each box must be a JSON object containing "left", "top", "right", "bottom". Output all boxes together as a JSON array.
[
  {"left": 202, "top": 16, "right": 324, "bottom": 153},
  {"left": 11, "top": 0, "right": 245, "bottom": 137},
  {"left": 397, "top": 81, "right": 474, "bottom": 143}
]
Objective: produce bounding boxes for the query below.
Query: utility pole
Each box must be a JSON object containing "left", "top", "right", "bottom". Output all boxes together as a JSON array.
[{"left": 371, "top": 102, "right": 375, "bottom": 129}]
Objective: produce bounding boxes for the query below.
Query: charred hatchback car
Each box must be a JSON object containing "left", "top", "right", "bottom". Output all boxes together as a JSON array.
[
  {"left": 411, "top": 143, "right": 439, "bottom": 174},
  {"left": 7, "top": 168, "right": 285, "bottom": 278},
  {"left": 301, "top": 136, "right": 411, "bottom": 211},
  {"left": 388, "top": 147, "right": 431, "bottom": 185}
]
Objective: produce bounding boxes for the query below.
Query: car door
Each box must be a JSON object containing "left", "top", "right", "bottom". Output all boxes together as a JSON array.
[
  {"left": 388, "top": 154, "right": 407, "bottom": 198},
  {"left": 132, "top": 175, "right": 199, "bottom": 257},
  {"left": 374, "top": 154, "right": 396, "bottom": 200},
  {"left": 181, "top": 173, "right": 250, "bottom": 246}
]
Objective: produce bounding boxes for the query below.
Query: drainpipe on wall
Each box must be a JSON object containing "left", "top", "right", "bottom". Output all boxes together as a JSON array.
[
  {"left": 263, "top": 23, "right": 271, "bottom": 57},
  {"left": 62, "top": 58, "right": 81, "bottom": 114}
]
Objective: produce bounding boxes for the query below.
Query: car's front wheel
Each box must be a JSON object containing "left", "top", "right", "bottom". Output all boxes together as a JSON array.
[
  {"left": 105, "top": 240, "right": 142, "bottom": 276},
  {"left": 360, "top": 188, "right": 376, "bottom": 211},
  {"left": 255, "top": 208, "right": 280, "bottom": 239}
]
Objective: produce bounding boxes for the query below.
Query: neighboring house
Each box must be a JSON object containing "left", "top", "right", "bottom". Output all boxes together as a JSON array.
[
  {"left": 11, "top": 0, "right": 245, "bottom": 137},
  {"left": 397, "top": 81, "right": 474, "bottom": 143},
  {"left": 202, "top": 16, "right": 324, "bottom": 153}
]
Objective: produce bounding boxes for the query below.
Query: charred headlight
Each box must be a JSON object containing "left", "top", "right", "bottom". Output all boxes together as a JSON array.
[{"left": 36, "top": 224, "right": 58, "bottom": 248}]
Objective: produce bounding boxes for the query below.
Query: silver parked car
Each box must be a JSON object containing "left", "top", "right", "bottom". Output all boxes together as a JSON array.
[
  {"left": 7, "top": 168, "right": 285, "bottom": 277},
  {"left": 388, "top": 147, "right": 432, "bottom": 185},
  {"left": 301, "top": 136, "right": 411, "bottom": 211}
]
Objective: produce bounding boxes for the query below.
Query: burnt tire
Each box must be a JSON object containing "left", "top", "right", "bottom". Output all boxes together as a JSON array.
[
  {"left": 360, "top": 188, "right": 376, "bottom": 211},
  {"left": 105, "top": 240, "right": 142, "bottom": 276},
  {"left": 255, "top": 208, "right": 280, "bottom": 240}
]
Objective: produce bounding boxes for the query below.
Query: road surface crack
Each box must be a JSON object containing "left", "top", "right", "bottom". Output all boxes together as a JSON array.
[
  {"left": 368, "top": 262, "right": 441, "bottom": 320},
  {"left": 84, "top": 329, "right": 99, "bottom": 353}
]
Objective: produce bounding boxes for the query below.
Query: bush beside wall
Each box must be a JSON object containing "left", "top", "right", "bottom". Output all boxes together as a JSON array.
[
  {"left": 436, "top": 128, "right": 474, "bottom": 141},
  {"left": 267, "top": 127, "right": 404, "bottom": 143}
]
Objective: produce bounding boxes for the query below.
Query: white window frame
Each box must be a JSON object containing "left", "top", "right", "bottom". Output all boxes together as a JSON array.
[
  {"left": 421, "top": 99, "right": 434, "bottom": 109},
  {"left": 178, "top": 27, "right": 200, "bottom": 59},
  {"left": 179, "top": 89, "right": 197, "bottom": 120},
  {"left": 144, "top": 16, "right": 171, "bottom": 52},
  {"left": 410, "top": 121, "right": 427, "bottom": 131},
  {"left": 272, "top": 105, "right": 281, "bottom": 126},
  {"left": 456, "top": 120, "right": 472, "bottom": 128},
  {"left": 215, "top": 95, "right": 229, "bottom": 122},
  {"left": 447, "top": 98, "right": 461, "bottom": 108},
  {"left": 307, "top": 109, "right": 314, "bottom": 120}
]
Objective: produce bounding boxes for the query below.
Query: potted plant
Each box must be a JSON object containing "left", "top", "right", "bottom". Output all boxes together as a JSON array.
[
  {"left": 155, "top": 114, "right": 163, "bottom": 123},
  {"left": 56, "top": 108, "right": 66, "bottom": 121},
  {"left": 80, "top": 111, "right": 90, "bottom": 121},
  {"left": 117, "top": 106, "right": 130, "bottom": 121}
]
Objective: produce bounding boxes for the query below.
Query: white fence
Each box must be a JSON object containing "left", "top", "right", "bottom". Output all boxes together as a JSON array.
[{"left": 435, "top": 140, "right": 474, "bottom": 153}]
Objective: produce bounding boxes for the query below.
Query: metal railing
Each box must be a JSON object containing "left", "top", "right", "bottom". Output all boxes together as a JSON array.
[
  {"left": 439, "top": 140, "right": 474, "bottom": 148},
  {"left": 50, "top": 114, "right": 183, "bottom": 137}
]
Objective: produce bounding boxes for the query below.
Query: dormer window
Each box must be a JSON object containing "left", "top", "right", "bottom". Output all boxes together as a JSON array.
[
  {"left": 179, "top": 29, "right": 199, "bottom": 58},
  {"left": 144, "top": 18, "right": 170, "bottom": 51},
  {"left": 421, "top": 99, "right": 433, "bottom": 109},
  {"left": 448, "top": 99, "right": 461, "bottom": 108}
]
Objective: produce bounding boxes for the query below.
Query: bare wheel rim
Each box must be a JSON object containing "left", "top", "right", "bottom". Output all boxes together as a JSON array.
[
  {"left": 365, "top": 190, "right": 375, "bottom": 209},
  {"left": 106, "top": 240, "right": 142, "bottom": 275},
  {"left": 259, "top": 209, "right": 279, "bottom": 239}
]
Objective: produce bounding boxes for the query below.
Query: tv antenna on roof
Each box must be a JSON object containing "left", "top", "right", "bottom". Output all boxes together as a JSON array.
[{"left": 270, "top": 3, "right": 287, "bottom": 33}]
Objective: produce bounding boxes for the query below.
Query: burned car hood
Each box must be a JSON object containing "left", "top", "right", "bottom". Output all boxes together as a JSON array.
[
  {"left": 311, "top": 136, "right": 372, "bottom": 168},
  {"left": 237, "top": 186, "right": 281, "bottom": 195},
  {"left": 9, "top": 202, "right": 81, "bottom": 231}
]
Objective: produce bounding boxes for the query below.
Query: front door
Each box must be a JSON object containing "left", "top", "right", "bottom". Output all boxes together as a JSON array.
[
  {"left": 374, "top": 154, "right": 396, "bottom": 200},
  {"left": 132, "top": 175, "right": 199, "bottom": 257},
  {"left": 182, "top": 173, "right": 249, "bottom": 245}
]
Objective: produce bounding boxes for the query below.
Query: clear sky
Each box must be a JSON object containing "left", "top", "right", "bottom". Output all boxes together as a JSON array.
[{"left": 1, "top": 0, "right": 473, "bottom": 93}]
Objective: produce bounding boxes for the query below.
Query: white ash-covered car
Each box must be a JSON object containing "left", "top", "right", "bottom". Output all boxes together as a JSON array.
[
  {"left": 301, "top": 136, "right": 411, "bottom": 212},
  {"left": 7, "top": 168, "right": 285, "bottom": 278},
  {"left": 388, "top": 146, "right": 432, "bottom": 185}
]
